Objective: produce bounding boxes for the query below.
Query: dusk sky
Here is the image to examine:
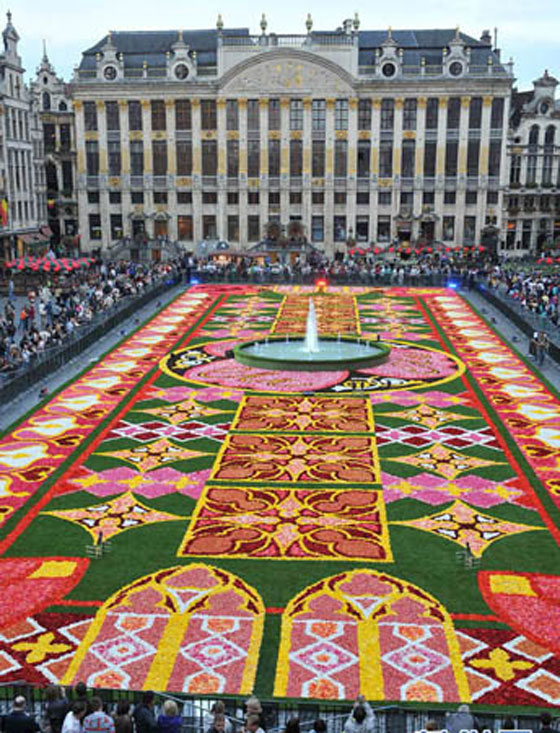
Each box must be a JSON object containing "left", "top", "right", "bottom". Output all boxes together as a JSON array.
[{"left": 11, "top": 0, "right": 560, "bottom": 91}]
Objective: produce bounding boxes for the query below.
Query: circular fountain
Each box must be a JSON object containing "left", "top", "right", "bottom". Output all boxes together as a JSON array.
[{"left": 234, "top": 299, "right": 391, "bottom": 372}]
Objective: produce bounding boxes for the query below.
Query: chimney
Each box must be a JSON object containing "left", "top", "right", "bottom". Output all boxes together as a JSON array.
[{"left": 480, "top": 29, "right": 491, "bottom": 45}]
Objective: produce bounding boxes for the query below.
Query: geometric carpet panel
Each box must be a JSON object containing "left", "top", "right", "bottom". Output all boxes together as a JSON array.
[{"left": 0, "top": 285, "right": 558, "bottom": 711}]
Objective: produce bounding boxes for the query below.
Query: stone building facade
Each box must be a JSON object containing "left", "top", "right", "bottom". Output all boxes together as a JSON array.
[
  {"left": 30, "top": 46, "right": 78, "bottom": 251},
  {"left": 0, "top": 12, "right": 48, "bottom": 261},
  {"left": 505, "top": 71, "right": 560, "bottom": 253},
  {"left": 69, "top": 18, "right": 514, "bottom": 257}
]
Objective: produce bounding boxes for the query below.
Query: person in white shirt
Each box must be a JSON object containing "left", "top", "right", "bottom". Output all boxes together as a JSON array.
[
  {"left": 343, "top": 695, "right": 375, "bottom": 733},
  {"left": 61, "top": 702, "right": 88, "bottom": 733}
]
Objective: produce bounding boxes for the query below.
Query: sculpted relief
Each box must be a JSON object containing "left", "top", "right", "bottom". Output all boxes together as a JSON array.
[{"left": 221, "top": 56, "right": 353, "bottom": 95}]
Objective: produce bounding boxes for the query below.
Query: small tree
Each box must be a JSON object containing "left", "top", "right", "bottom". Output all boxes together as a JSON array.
[
  {"left": 264, "top": 220, "right": 282, "bottom": 242},
  {"left": 287, "top": 219, "right": 306, "bottom": 242}
]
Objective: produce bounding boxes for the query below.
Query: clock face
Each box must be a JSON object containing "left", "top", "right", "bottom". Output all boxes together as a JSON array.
[
  {"left": 381, "top": 62, "right": 396, "bottom": 78},
  {"left": 103, "top": 65, "right": 117, "bottom": 80},
  {"left": 449, "top": 61, "right": 463, "bottom": 77},
  {"left": 174, "top": 63, "right": 189, "bottom": 80}
]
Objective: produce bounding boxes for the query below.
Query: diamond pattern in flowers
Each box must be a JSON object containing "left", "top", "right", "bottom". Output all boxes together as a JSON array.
[
  {"left": 105, "top": 420, "right": 231, "bottom": 443},
  {"left": 43, "top": 491, "right": 187, "bottom": 542},
  {"left": 233, "top": 395, "right": 372, "bottom": 433},
  {"left": 59, "top": 465, "right": 210, "bottom": 499},
  {"left": 0, "top": 613, "right": 91, "bottom": 687},
  {"left": 392, "top": 442, "right": 504, "bottom": 480},
  {"left": 457, "top": 628, "right": 560, "bottom": 707},
  {"left": 95, "top": 438, "right": 208, "bottom": 472},
  {"left": 376, "top": 424, "right": 500, "bottom": 450},
  {"left": 61, "top": 565, "right": 264, "bottom": 694},
  {"left": 179, "top": 487, "right": 391, "bottom": 561},
  {"left": 211, "top": 433, "right": 380, "bottom": 484},
  {"left": 140, "top": 397, "right": 227, "bottom": 425},
  {"left": 391, "top": 500, "right": 543, "bottom": 557},
  {"left": 378, "top": 403, "right": 477, "bottom": 430},
  {"left": 381, "top": 471, "right": 530, "bottom": 508}
]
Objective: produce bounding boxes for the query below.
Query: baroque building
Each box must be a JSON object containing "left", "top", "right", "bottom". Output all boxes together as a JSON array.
[
  {"left": 0, "top": 12, "right": 48, "bottom": 261},
  {"left": 30, "top": 45, "right": 78, "bottom": 251},
  {"left": 505, "top": 71, "right": 560, "bottom": 253},
  {"left": 70, "top": 17, "right": 514, "bottom": 256}
]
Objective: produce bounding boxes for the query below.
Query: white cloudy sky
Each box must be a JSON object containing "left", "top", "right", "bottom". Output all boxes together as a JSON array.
[{"left": 10, "top": 0, "right": 560, "bottom": 90}]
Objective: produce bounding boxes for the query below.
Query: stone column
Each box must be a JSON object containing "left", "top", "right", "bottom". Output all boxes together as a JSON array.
[
  {"left": 217, "top": 97, "right": 227, "bottom": 242},
  {"left": 191, "top": 98, "right": 202, "bottom": 244}
]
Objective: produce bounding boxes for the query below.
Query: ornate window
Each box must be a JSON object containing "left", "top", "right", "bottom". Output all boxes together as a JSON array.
[
  {"left": 274, "top": 570, "right": 468, "bottom": 701},
  {"left": 62, "top": 564, "right": 264, "bottom": 693}
]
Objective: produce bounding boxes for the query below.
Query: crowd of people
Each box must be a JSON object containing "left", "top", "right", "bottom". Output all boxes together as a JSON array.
[
  {"left": 0, "top": 688, "right": 556, "bottom": 733},
  {"left": 484, "top": 263, "right": 560, "bottom": 329},
  {"left": 0, "top": 260, "right": 183, "bottom": 377},
  {"left": 191, "top": 254, "right": 480, "bottom": 288},
  {"left": 4, "top": 248, "right": 560, "bottom": 380}
]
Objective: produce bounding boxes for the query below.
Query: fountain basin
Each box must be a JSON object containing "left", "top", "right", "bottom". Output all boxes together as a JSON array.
[{"left": 234, "top": 336, "right": 391, "bottom": 372}]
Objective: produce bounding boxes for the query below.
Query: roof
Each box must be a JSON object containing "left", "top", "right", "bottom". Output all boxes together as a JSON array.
[
  {"left": 78, "top": 25, "right": 506, "bottom": 74},
  {"left": 79, "top": 28, "right": 250, "bottom": 70}
]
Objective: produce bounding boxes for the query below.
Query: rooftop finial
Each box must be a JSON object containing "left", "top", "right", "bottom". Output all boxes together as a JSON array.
[
  {"left": 353, "top": 12, "right": 360, "bottom": 31},
  {"left": 260, "top": 13, "right": 267, "bottom": 34},
  {"left": 216, "top": 13, "right": 224, "bottom": 33},
  {"left": 305, "top": 13, "right": 313, "bottom": 34},
  {"left": 42, "top": 38, "right": 48, "bottom": 61},
  {"left": 454, "top": 25, "right": 460, "bottom": 41},
  {"left": 7, "top": 10, "right": 11, "bottom": 23}
]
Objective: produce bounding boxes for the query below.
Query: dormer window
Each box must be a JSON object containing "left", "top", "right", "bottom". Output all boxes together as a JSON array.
[
  {"left": 381, "top": 62, "right": 396, "bottom": 78},
  {"left": 42, "top": 91, "right": 51, "bottom": 111},
  {"left": 449, "top": 61, "right": 464, "bottom": 77},
  {"left": 103, "top": 65, "right": 117, "bottom": 81},
  {"left": 174, "top": 63, "right": 189, "bottom": 80}
]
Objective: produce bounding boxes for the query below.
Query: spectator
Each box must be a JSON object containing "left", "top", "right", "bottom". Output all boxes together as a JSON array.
[
  {"left": 206, "top": 716, "right": 227, "bottom": 733},
  {"left": 445, "top": 705, "right": 480, "bottom": 733},
  {"left": 284, "top": 721, "right": 299, "bottom": 733},
  {"left": 242, "top": 716, "right": 264, "bottom": 733},
  {"left": 83, "top": 698, "right": 114, "bottom": 733},
  {"left": 204, "top": 704, "right": 232, "bottom": 733},
  {"left": 538, "top": 713, "right": 555, "bottom": 733},
  {"left": 343, "top": 696, "right": 374, "bottom": 733},
  {"left": 133, "top": 693, "right": 157, "bottom": 733},
  {"left": 73, "top": 684, "right": 92, "bottom": 717},
  {"left": 112, "top": 703, "right": 132, "bottom": 733},
  {"left": 156, "top": 701, "right": 181, "bottom": 733},
  {"left": 61, "top": 702, "right": 87, "bottom": 733},
  {"left": 44, "top": 686, "right": 69, "bottom": 733},
  {"left": 244, "top": 701, "right": 263, "bottom": 730},
  {"left": 2, "top": 697, "right": 39, "bottom": 733},
  {"left": 310, "top": 721, "right": 326, "bottom": 733}
]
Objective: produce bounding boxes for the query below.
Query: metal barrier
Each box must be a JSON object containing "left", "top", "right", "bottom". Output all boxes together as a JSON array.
[
  {"left": 0, "top": 278, "right": 181, "bottom": 405},
  {"left": 0, "top": 683, "right": 549, "bottom": 733},
  {"left": 474, "top": 282, "right": 560, "bottom": 365}
]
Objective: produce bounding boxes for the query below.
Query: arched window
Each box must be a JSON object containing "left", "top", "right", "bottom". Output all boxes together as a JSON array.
[
  {"left": 62, "top": 563, "right": 264, "bottom": 693},
  {"left": 528, "top": 124, "right": 539, "bottom": 147},
  {"left": 543, "top": 126, "right": 556, "bottom": 184},
  {"left": 274, "top": 569, "right": 469, "bottom": 702},
  {"left": 42, "top": 91, "right": 51, "bottom": 111}
]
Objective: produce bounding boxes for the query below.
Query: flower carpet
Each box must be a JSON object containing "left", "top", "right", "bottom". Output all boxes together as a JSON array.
[{"left": 1, "top": 285, "right": 560, "bottom": 709}]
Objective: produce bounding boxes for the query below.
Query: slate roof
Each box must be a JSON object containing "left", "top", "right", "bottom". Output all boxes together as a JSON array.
[{"left": 78, "top": 26, "right": 506, "bottom": 74}]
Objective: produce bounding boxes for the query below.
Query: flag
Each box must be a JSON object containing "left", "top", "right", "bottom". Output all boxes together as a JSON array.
[{"left": 0, "top": 198, "right": 8, "bottom": 227}]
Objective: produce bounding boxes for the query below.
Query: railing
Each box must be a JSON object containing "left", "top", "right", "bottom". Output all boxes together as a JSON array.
[
  {"left": 0, "top": 684, "right": 548, "bottom": 733},
  {"left": 221, "top": 33, "right": 354, "bottom": 48},
  {"left": 0, "top": 277, "right": 182, "bottom": 405}
]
